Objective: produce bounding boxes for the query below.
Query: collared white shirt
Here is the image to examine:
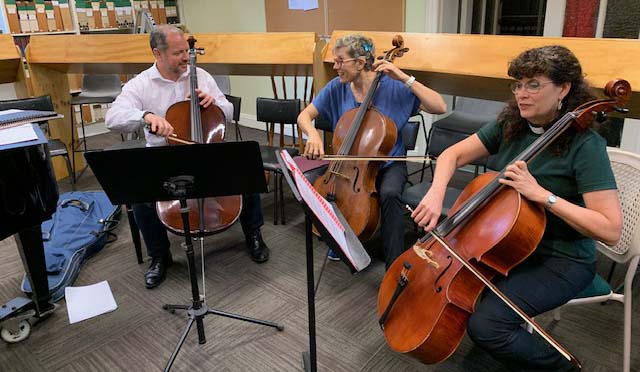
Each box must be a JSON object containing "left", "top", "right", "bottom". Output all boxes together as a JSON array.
[{"left": 105, "top": 63, "right": 233, "bottom": 147}]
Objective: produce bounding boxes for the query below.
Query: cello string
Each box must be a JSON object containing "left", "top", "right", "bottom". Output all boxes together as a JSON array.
[
  {"left": 427, "top": 229, "right": 574, "bottom": 362},
  {"left": 396, "top": 84, "right": 630, "bottom": 368},
  {"left": 332, "top": 70, "right": 385, "bottom": 175},
  {"left": 423, "top": 110, "right": 578, "bottom": 243},
  {"left": 405, "top": 204, "right": 574, "bottom": 362}
]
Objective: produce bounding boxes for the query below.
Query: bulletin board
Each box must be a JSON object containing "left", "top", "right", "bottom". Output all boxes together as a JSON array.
[{"left": 265, "top": 0, "right": 405, "bottom": 36}]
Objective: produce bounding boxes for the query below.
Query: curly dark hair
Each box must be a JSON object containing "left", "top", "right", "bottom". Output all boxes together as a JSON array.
[{"left": 498, "top": 45, "right": 598, "bottom": 155}]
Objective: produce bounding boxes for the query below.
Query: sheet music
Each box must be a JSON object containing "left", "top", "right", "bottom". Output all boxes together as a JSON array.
[
  {"left": 0, "top": 123, "right": 38, "bottom": 146},
  {"left": 0, "top": 109, "right": 62, "bottom": 130},
  {"left": 280, "top": 151, "right": 354, "bottom": 265}
]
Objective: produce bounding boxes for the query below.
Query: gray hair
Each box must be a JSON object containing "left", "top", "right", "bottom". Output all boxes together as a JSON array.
[
  {"left": 149, "top": 25, "right": 183, "bottom": 51},
  {"left": 334, "top": 34, "right": 375, "bottom": 71}
]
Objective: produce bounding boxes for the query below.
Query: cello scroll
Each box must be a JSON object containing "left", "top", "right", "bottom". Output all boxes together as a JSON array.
[{"left": 572, "top": 79, "right": 631, "bottom": 129}]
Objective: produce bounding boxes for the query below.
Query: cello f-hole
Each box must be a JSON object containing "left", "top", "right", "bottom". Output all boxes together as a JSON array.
[
  {"left": 434, "top": 256, "right": 452, "bottom": 293},
  {"left": 352, "top": 166, "right": 361, "bottom": 193}
]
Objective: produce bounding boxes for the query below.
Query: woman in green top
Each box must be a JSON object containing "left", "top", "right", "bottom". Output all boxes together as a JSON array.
[{"left": 411, "top": 45, "right": 623, "bottom": 370}]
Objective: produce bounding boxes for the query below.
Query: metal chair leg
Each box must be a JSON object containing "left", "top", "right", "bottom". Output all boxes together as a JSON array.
[
  {"left": 61, "top": 153, "right": 75, "bottom": 191},
  {"left": 79, "top": 107, "right": 88, "bottom": 153},
  {"left": 70, "top": 104, "right": 77, "bottom": 179},
  {"left": 278, "top": 171, "right": 285, "bottom": 225},
  {"left": 234, "top": 120, "right": 243, "bottom": 141},
  {"left": 273, "top": 171, "right": 279, "bottom": 225}
]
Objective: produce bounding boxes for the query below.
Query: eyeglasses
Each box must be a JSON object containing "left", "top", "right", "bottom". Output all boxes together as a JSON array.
[
  {"left": 509, "top": 80, "right": 554, "bottom": 94},
  {"left": 333, "top": 58, "right": 357, "bottom": 68}
]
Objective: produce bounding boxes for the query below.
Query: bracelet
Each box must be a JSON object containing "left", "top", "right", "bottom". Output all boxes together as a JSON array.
[{"left": 404, "top": 75, "right": 416, "bottom": 88}]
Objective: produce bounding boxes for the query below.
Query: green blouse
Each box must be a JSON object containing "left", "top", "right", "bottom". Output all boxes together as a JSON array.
[{"left": 476, "top": 121, "right": 616, "bottom": 263}]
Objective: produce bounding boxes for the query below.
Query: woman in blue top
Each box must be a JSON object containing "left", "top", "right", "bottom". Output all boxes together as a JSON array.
[
  {"left": 297, "top": 34, "right": 446, "bottom": 268},
  {"left": 411, "top": 45, "right": 623, "bottom": 370}
]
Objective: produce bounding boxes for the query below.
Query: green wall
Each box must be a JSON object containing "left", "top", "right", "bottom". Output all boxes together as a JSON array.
[
  {"left": 406, "top": 0, "right": 427, "bottom": 33},
  {"left": 182, "top": 0, "right": 272, "bottom": 116},
  {"left": 182, "top": 0, "right": 425, "bottom": 116}
]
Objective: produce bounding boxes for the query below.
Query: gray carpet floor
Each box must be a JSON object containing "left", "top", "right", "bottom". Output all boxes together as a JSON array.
[{"left": 0, "top": 124, "right": 638, "bottom": 371}]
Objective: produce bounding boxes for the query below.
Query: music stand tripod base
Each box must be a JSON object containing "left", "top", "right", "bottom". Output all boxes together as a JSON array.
[{"left": 160, "top": 176, "right": 284, "bottom": 372}]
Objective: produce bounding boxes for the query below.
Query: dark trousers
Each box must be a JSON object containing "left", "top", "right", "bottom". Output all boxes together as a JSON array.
[
  {"left": 467, "top": 254, "right": 595, "bottom": 370},
  {"left": 376, "top": 161, "right": 408, "bottom": 269},
  {"left": 133, "top": 193, "right": 264, "bottom": 258}
]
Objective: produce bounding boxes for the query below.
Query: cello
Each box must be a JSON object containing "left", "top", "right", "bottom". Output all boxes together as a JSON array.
[
  {"left": 313, "top": 36, "right": 409, "bottom": 241},
  {"left": 156, "top": 36, "right": 242, "bottom": 236},
  {"left": 377, "top": 79, "right": 631, "bottom": 367}
]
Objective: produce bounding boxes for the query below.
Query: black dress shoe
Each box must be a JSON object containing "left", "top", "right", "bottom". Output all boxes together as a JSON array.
[
  {"left": 145, "top": 254, "right": 173, "bottom": 289},
  {"left": 245, "top": 230, "right": 270, "bottom": 263}
]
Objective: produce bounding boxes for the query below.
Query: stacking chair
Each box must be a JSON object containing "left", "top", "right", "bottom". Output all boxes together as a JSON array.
[
  {"left": 224, "top": 94, "right": 243, "bottom": 141},
  {"left": 256, "top": 97, "right": 301, "bottom": 151},
  {"left": 425, "top": 97, "right": 505, "bottom": 178},
  {"left": 256, "top": 96, "right": 301, "bottom": 224},
  {"left": 406, "top": 113, "right": 429, "bottom": 182},
  {"left": 69, "top": 74, "right": 122, "bottom": 180},
  {"left": 401, "top": 119, "right": 473, "bottom": 219},
  {"left": 0, "top": 95, "right": 74, "bottom": 190},
  {"left": 549, "top": 147, "right": 640, "bottom": 372}
]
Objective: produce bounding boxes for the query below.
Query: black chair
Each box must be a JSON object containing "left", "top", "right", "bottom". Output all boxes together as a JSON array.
[
  {"left": 255, "top": 97, "right": 301, "bottom": 225},
  {"left": 0, "top": 95, "right": 75, "bottom": 190},
  {"left": 401, "top": 115, "right": 481, "bottom": 219},
  {"left": 224, "top": 94, "right": 243, "bottom": 141},
  {"left": 261, "top": 146, "right": 298, "bottom": 225},
  {"left": 402, "top": 120, "right": 421, "bottom": 153},
  {"left": 405, "top": 113, "right": 430, "bottom": 182},
  {"left": 256, "top": 97, "right": 301, "bottom": 151},
  {"left": 70, "top": 74, "right": 122, "bottom": 181},
  {"left": 424, "top": 97, "right": 505, "bottom": 178},
  {"left": 425, "top": 112, "right": 489, "bottom": 179}
]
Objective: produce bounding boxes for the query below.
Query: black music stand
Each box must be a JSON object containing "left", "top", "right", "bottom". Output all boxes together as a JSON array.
[
  {"left": 275, "top": 150, "right": 367, "bottom": 372},
  {"left": 85, "top": 141, "right": 284, "bottom": 372}
]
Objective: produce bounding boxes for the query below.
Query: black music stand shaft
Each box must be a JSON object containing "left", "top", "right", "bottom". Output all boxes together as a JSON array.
[
  {"left": 162, "top": 177, "right": 283, "bottom": 372},
  {"left": 302, "top": 214, "right": 317, "bottom": 372},
  {"left": 84, "top": 141, "right": 284, "bottom": 372}
]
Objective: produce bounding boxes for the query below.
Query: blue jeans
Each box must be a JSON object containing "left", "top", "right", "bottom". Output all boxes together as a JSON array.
[
  {"left": 133, "top": 193, "right": 264, "bottom": 258},
  {"left": 467, "top": 254, "right": 595, "bottom": 370}
]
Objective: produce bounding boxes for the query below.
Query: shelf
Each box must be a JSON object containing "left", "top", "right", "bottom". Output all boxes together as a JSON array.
[
  {"left": 80, "top": 27, "right": 134, "bottom": 34},
  {"left": 2, "top": 1, "right": 182, "bottom": 37},
  {"left": 10, "top": 30, "right": 78, "bottom": 37}
]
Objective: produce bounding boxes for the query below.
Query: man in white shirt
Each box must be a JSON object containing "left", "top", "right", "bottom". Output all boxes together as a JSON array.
[{"left": 105, "top": 25, "right": 269, "bottom": 289}]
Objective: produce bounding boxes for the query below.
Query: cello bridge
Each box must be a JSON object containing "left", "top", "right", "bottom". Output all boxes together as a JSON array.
[
  {"left": 412, "top": 244, "right": 439, "bottom": 269},
  {"left": 330, "top": 170, "right": 350, "bottom": 180}
]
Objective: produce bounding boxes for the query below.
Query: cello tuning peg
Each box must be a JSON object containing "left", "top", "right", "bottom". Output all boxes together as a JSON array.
[
  {"left": 594, "top": 111, "right": 608, "bottom": 123},
  {"left": 615, "top": 107, "right": 629, "bottom": 114}
]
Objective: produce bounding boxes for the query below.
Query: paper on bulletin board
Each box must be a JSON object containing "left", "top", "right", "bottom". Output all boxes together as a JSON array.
[{"left": 288, "top": 0, "right": 318, "bottom": 11}]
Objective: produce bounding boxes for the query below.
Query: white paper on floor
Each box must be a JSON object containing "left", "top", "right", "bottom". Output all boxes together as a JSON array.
[{"left": 65, "top": 281, "right": 118, "bottom": 324}]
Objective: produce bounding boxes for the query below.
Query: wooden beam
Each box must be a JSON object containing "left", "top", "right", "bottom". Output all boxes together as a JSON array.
[
  {"left": 0, "top": 35, "right": 21, "bottom": 84},
  {"left": 25, "top": 32, "right": 319, "bottom": 180},
  {"left": 320, "top": 31, "right": 640, "bottom": 118},
  {"left": 26, "top": 32, "right": 317, "bottom": 76}
]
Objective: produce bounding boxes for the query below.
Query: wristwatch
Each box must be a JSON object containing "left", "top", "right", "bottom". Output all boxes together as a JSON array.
[
  {"left": 546, "top": 194, "right": 557, "bottom": 209},
  {"left": 142, "top": 111, "right": 154, "bottom": 121}
]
